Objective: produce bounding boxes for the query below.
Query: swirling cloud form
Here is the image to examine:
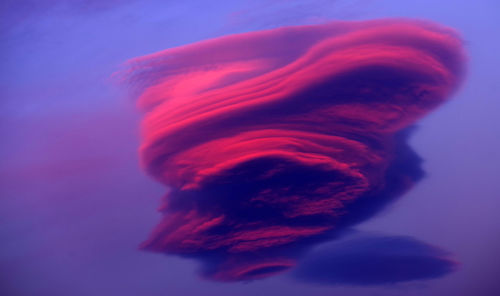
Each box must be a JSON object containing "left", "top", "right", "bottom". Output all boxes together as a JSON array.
[{"left": 122, "top": 19, "right": 465, "bottom": 281}]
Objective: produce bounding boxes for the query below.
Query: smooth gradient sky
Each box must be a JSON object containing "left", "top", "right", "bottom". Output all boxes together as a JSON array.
[{"left": 1, "top": 1, "right": 499, "bottom": 295}]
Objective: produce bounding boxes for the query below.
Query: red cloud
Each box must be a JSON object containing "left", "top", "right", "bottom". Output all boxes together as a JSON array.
[{"left": 122, "top": 19, "right": 466, "bottom": 281}]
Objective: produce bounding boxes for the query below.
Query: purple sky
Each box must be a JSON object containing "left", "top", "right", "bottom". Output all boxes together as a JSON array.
[{"left": 1, "top": 1, "right": 499, "bottom": 295}]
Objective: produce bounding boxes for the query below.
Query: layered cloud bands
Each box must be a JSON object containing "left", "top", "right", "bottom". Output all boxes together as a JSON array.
[{"left": 124, "top": 19, "right": 465, "bottom": 281}]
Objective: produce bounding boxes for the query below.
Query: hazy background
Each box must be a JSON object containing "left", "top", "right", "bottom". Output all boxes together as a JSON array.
[{"left": 1, "top": 1, "right": 499, "bottom": 295}]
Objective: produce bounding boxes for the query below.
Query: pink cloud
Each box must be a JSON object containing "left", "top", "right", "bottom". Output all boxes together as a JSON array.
[{"left": 121, "top": 18, "right": 466, "bottom": 281}]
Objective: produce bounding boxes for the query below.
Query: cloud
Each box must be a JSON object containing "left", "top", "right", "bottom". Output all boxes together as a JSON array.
[
  {"left": 121, "top": 19, "right": 466, "bottom": 281},
  {"left": 292, "top": 233, "right": 458, "bottom": 285}
]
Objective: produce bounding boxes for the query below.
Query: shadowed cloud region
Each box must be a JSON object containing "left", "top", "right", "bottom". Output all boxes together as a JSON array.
[{"left": 293, "top": 233, "right": 459, "bottom": 285}]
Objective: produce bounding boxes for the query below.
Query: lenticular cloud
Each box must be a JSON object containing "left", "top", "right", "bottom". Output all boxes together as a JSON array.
[
  {"left": 122, "top": 19, "right": 465, "bottom": 281},
  {"left": 293, "top": 233, "right": 459, "bottom": 285}
]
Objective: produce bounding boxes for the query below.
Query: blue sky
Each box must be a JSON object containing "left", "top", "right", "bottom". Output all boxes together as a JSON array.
[{"left": 1, "top": 1, "right": 499, "bottom": 295}]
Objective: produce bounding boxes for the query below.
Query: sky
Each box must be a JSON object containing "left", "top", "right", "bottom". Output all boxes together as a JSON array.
[{"left": 1, "top": 1, "right": 499, "bottom": 295}]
